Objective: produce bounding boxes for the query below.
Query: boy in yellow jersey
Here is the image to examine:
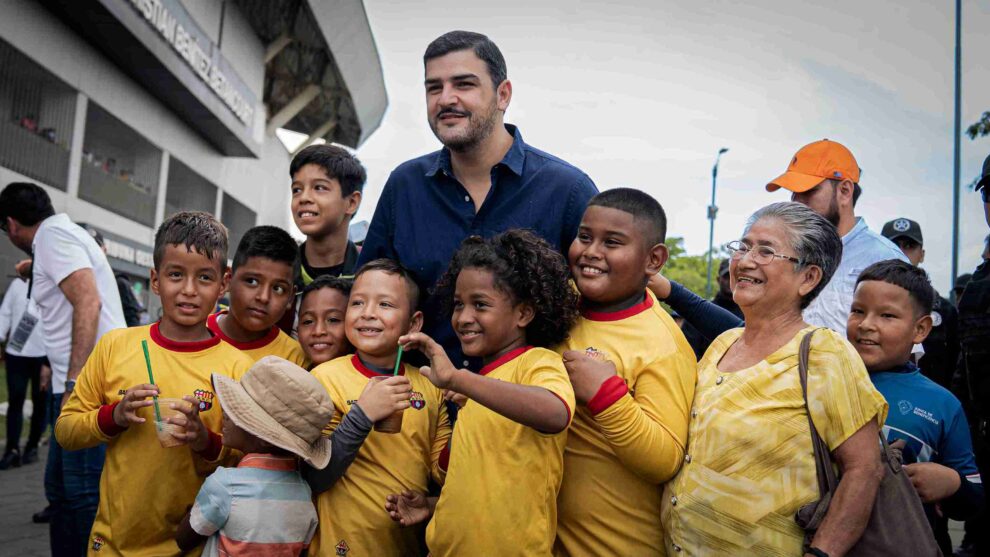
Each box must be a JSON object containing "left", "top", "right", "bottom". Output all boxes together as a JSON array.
[
  {"left": 309, "top": 259, "right": 451, "bottom": 556},
  {"left": 56, "top": 211, "right": 254, "bottom": 556},
  {"left": 555, "top": 188, "right": 697, "bottom": 556},
  {"left": 390, "top": 230, "right": 579, "bottom": 557},
  {"left": 208, "top": 226, "right": 308, "bottom": 366}
]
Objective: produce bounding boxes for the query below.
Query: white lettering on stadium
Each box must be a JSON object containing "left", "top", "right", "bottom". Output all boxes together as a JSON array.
[
  {"left": 129, "top": 0, "right": 254, "bottom": 126},
  {"left": 105, "top": 238, "right": 154, "bottom": 269}
]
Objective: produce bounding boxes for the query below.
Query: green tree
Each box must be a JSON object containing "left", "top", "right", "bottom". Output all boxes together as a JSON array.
[
  {"left": 967, "top": 111, "right": 990, "bottom": 139},
  {"left": 662, "top": 237, "right": 727, "bottom": 300}
]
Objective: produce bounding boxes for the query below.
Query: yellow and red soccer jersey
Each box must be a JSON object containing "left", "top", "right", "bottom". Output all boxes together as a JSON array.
[
  {"left": 426, "top": 346, "right": 574, "bottom": 557},
  {"left": 554, "top": 290, "right": 697, "bottom": 556},
  {"left": 207, "top": 311, "right": 308, "bottom": 367},
  {"left": 310, "top": 354, "right": 451, "bottom": 557},
  {"left": 56, "top": 323, "right": 253, "bottom": 556}
]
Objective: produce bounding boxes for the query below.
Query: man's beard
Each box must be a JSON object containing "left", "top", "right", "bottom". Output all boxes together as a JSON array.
[
  {"left": 430, "top": 103, "right": 500, "bottom": 152},
  {"left": 822, "top": 188, "right": 841, "bottom": 228}
]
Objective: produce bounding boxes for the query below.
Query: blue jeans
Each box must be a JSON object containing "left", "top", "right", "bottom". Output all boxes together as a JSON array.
[{"left": 45, "top": 392, "right": 105, "bottom": 557}]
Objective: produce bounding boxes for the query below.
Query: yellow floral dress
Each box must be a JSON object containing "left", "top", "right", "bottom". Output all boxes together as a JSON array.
[{"left": 660, "top": 326, "right": 887, "bottom": 556}]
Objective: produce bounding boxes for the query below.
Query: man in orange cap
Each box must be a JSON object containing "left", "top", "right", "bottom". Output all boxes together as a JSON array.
[{"left": 766, "top": 139, "right": 908, "bottom": 333}]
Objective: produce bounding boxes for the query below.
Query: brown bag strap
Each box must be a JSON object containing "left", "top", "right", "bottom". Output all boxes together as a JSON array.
[{"left": 798, "top": 329, "right": 839, "bottom": 498}]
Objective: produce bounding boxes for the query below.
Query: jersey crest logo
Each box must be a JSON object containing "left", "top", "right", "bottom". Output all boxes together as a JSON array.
[
  {"left": 584, "top": 347, "right": 610, "bottom": 362},
  {"left": 91, "top": 536, "right": 105, "bottom": 551},
  {"left": 335, "top": 540, "right": 349, "bottom": 555},
  {"left": 193, "top": 389, "right": 214, "bottom": 412},
  {"left": 410, "top": 391, "right": 426, "bottom": 410},
  {"left": 898, "top": 400, "right": 914, "bottom": 415}
]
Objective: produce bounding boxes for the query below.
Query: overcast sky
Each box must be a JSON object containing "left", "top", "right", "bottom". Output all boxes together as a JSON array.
[{"left": 333, "top": 0, "right": 990, "bottom": 294}]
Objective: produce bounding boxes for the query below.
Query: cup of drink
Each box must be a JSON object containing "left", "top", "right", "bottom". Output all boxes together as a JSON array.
[
  {"left": 152, "top": 397, "right": 188, "bottom": 448},
  {"left": 369, "top": 376, "right": 405, "bottom": 434},
  {"left": 374, "top": 409, "right": 404, "bottom": 434}
]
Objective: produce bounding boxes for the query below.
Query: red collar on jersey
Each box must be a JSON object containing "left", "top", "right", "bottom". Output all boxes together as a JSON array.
[
  {"left": 479, "top": 345, "right": 534, "bottom": 376},
  {"left": 150, "top": 322, "right": 221, "bottom": 352},
  {"left": 351, "top": 353, "right": 406, "bottom": 379},
  {"left": 580, "top": 291, "right": 654, "bottom": 322},
  {"left": 207, "top": 311, "right": 280, "bottom": 350}
]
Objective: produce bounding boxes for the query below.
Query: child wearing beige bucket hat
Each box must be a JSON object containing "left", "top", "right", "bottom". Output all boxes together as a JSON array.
[{"left": 176, "top": 356, "right": 334, "bottom": 556}]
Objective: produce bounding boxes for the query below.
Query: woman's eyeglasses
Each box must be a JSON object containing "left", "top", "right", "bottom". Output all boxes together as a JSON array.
[{"left": 725, "top": 240, "right": 801, "bottom": 265}]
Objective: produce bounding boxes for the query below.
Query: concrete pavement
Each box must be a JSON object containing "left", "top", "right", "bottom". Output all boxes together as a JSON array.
[{"left": 0, "top": 438, "right": 49, "bottom": 556}]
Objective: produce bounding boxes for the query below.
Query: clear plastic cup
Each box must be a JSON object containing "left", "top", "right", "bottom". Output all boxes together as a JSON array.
[
  {"left": 369, "top": 376, "right": 405, "bottom": 434},
  {"left": 374, "top": 410, "right": 404, "bottom": 434},
  {"left": 151, "top": 397, "right": 188, "bottom": 448}
]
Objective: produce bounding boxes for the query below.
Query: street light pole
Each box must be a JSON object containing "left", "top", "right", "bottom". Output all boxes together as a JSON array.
[
  {"left": 951, "top": 0, "right": 961, "bottom": 289},
  {"left": 706, "top": 147, "right": 729, "bottom": 298}
]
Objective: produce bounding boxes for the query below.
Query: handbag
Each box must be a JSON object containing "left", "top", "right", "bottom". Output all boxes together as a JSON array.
[{"left": 793, "top": 329, "right": 942, "bottom": 556}]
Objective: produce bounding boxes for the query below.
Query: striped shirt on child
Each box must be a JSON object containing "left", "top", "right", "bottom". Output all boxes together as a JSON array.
[{"left": 190, "top": 453, "right": 318, "bottom": 556}]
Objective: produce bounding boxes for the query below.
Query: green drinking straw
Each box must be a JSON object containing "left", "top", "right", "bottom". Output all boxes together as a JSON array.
[
  {"left": 141, "top": 340, "right": 162, "bottom": 425},
  {"left": 393, "top": 344, "right": 404, "bottom": 376}
]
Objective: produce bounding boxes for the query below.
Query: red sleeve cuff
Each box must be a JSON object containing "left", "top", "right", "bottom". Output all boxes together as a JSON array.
[
  {"left": 587, "top": 376, "right": 629, "bottom": 416},
  {"left": 548, "top": 390, "right": 573, "bottom": 426},
  {"left": 195, "top": 430, "right": 223, "bottom": 461},
  {"left": 97, "top": 402, "right": 127, "bottom": 437},
  {"left": 438, "top": 441, "right": 451, "bottom": 472}
]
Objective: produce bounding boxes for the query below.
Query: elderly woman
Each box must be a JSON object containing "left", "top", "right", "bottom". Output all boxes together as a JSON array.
[{"left": 659, "top": 202, "right": 888, "bottom": 557}]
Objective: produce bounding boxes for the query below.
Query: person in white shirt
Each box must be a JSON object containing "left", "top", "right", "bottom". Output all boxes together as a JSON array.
[
  {"left": 0, "top": 276, "right": 48, "bottom": 469},
  {"left": 0, "top": 182, "right": 125, "bottom": 557}
]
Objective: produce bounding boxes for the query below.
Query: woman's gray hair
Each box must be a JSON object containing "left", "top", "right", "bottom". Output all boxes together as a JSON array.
[{"left": 743, "top": 202, "right": 843, "bottom": 309}]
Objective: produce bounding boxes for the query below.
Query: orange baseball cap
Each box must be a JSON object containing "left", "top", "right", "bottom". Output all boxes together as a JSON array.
[{"left": 766, "top": 139, "right": 861, "bottom": 193}]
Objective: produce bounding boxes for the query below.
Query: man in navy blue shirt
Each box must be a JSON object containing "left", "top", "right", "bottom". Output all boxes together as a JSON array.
[{"left": 359, "top": 30, "right": 597, "bottom": 369}]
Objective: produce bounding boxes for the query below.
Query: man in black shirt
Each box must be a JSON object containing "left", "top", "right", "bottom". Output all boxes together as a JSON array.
[
  {"left": 881, "top": 217, "right": 959, "bottom": 390},
  {"left": 955, "top": 154, "right": 990, "bottom": 557}
]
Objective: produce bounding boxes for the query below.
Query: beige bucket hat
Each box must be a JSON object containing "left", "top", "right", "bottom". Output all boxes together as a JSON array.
[{"left": 212, "top": 356, "right": 334, "bottom": 469}]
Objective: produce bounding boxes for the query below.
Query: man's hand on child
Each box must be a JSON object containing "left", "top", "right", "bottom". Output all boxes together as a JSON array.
[
  {"left": 399, "top": 332, "right": 460, "bottom": 390},
  {"left": 357, "top": 375, "right": 412, "bottom": 423},
  {"left": 166, "top": 396, "right": 210, "bottom": 452},
  {"left": 562, "top": 350, "right": 618, "bottom": 405},
  {"left": 384, "top": 490, "right": 432, "bottom": 527},
  {"left": 112, "top": 384, "right": 160, "bottom": 428},
  {"left": 905, "top": 462, "right": 961, "bottom": 503}
]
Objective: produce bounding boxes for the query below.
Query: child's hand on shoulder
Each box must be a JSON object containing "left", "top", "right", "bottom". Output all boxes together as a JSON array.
[
  {"left": 443, "top": 389, "right": 468, "bottom": 408},
  {"left": 112, "top": 383, "right": 160, "bottom": 428},
  {"left": 562, "top": 350, "right": 618, "bottom": 405},
  {"left": 399, "top": 332, "right": 459, "bottom": 389},
  {"left": 357, "top": 375, "right": 412, "bottom": 422},
  {"left": 166, "top": 396, "right": 210, "bottom": 452},
  {"left": 384, "top": 490, "right": 433, "bottom": 527},
  {"left": 905, "top": 462, "right": 962, "bottom": 503}
]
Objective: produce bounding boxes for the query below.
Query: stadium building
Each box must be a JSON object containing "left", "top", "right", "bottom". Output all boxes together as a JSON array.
[{"left": 0, "top": 0, "right": 386, "bottom": 317}]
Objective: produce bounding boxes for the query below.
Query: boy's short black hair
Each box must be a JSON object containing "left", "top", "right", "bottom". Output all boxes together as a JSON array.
[
  {"left": 354, "top": 258, "right": 420, "bottom": 312},
  {"left": 301, "top": 275, "right": 353, "bottom": 305},
  {"left": 289, "top": 145, "right": 367, "bottom": 197},
  {"left": 0, "top": 182, "right": 55, "bottom": 229},
  {"left": 587, "top": 187, "right": 667, "bottom": 246},
  {"left": 231, "top": 226, "right": 299, "bottom": 276},
  {"left": 424, "top": 31, "right": 507, "bottom": 90},
  {"left": 153, "top": 211, "right": 228, "bottom": 272},
  {"left": 856, "top": 259, "right": 935, "bottom": 316}
]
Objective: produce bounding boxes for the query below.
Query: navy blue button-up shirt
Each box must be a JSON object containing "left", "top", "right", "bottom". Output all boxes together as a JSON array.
[{"left": 358, "top": 124, "right": 598, "bottom": 370}]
